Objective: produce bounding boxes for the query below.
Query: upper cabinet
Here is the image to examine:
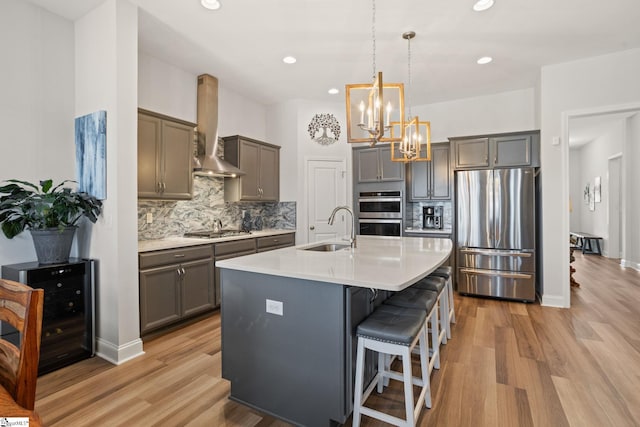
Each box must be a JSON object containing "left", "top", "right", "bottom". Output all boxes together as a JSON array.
[
  {"left": 138, "top": 109, "right": 195, "bottom": 200},
  {"left": 451, "top": 131, "right": 540, "bottom": 170},
  {"left": 354, "top": 145, "right": 404, "bottom": 183},
  {"left": 407, "top": 142, "right": 451, "bottom": 201},
  {"left": 223, "top": 135, "right": 280, "bottom": 202}
]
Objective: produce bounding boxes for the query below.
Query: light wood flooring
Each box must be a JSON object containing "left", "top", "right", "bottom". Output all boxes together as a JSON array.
[{"left": 34, "top": 252, "right": 640, "bottom": 426}]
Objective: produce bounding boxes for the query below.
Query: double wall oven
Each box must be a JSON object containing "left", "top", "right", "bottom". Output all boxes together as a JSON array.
[{"left": 357, "top": 191, "right": 402, "bottom": 236}]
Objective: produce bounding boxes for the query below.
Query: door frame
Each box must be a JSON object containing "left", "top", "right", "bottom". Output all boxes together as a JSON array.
[
  {"left": 607, "top": 153, "right": 623, "bottom": 259},
  {"left": 303, "top": 156, "right": 350, "bottom": 245},
  {"left": 561, "top": 102, "right": 640, "bottom": 307}
]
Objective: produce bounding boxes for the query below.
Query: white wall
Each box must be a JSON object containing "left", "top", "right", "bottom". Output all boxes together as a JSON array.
[
  {"left": 624, "top": 114, "right": 640, "bottom": 269},
  {"left": 267, "top": 99, "right": 351, "bottom": 244},
  {"left": 75, "top": 0, "right": 143, "bottom": 363},
  {"left": 0, "top": 0, "right": 76, "bottom": 264},
  {"left": 138, "top": 52, "right": 267, "bottom": 140},
  {"left": 569, "top": 121, "right": 625, "bottom": 255},
  {"left": 540, "top": 48, "right": 640, "bottom": 307},
  {"left": 138, "top": 53, "right": 197, "bottom": 122},
  {"left": 412, "top": 88, "right": 536, "bottom": 141}
]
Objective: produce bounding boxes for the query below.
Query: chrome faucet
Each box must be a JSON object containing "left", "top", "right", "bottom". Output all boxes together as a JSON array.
[{"left": 328, "top": 206, "right": 356, "bottom": 248}]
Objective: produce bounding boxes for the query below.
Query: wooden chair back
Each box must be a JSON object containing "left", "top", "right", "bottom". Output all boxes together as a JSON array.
[{"left": 0, "top": 279, "right": 44, "bottom": 410}]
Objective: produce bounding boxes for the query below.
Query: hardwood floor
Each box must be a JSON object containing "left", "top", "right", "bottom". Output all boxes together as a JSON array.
[{"left": 35, "top": 252, "right": 640, "bottom": 426}]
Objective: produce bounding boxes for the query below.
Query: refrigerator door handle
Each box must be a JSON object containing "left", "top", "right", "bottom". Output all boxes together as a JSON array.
[
  {"left": 460, "top": 268, "right": 533, "bottom": 279},
  {"left": 460, "top": 249, "right": 532, "bottom": 258}
]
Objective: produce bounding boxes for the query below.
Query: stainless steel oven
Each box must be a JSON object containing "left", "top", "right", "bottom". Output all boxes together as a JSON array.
[
  {"left": 358, "top": 219, "right": 402, "bottom": 236},
  {"left": 357, "top": 191, "right": 402, "bottom": 219},
  {"left": 357, "top": 191, "right": 403, "bottom": 236}
]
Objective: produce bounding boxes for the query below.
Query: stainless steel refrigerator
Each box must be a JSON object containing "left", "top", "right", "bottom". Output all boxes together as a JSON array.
[{"left": 456, "top": 168, "right": 536, "bottom": 302}]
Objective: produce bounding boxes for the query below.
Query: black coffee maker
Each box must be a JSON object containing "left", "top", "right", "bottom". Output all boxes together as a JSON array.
[{"left": 423, "top": 206, "right": 443, "bottom": 229}]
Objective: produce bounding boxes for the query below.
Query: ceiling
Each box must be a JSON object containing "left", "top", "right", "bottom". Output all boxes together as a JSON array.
[{"left": 27, "top": 0, "right": 640, "bottom": 107}]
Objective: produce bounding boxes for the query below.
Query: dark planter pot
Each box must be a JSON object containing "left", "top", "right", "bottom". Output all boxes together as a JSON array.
[{"left": 30, "top": 227, "right": 77, "bottom": 264}]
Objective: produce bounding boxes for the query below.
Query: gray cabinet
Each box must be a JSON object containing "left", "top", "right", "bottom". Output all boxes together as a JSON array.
[
  {"left": 214, "top": 239, "right": 256, "bottom": 308},
  {"left": 139, "top": 245, "right": 214, "bottom": 335},
  {"left": 213, "top": 233, "right": 295, "bottom": 306},
  {"left": 407, "top": 142, "right": 451, "bottom": 201},
  {"left": 223, "top": 135, "right": 280, "bottom": 202},
  {"left": 354, "top": 145, "right": 404, "bottom": 183},
  {"left": 451, "top": 131, "right": 540, "bottom": 170},
  {"left": 256, "top": 233, "right": 295, "bottom": 252},
  {"left": 138, "top": 109, "right": 194, "bottom": 199}
]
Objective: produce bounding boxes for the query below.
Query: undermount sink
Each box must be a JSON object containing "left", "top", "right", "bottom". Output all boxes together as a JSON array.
[{"left": 300, "top": 243, "right": 350, "bottom": 252}]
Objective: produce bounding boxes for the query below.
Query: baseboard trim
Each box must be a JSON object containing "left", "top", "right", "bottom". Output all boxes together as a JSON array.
[
  {"left": 621, "top": 259, "right": 640, "bottom": 272},
  {"left": 541, "top": 294, "right": 569, "bottom": 308},
  {"left": 95, "top": 337, "right": 145, "bottom": 365}
]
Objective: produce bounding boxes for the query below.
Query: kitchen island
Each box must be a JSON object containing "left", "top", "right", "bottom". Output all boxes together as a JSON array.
[{"left": 217, "top": 235, "right": 452, "bottom": 427}]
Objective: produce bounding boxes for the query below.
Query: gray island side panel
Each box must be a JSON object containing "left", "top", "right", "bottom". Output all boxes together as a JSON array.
[{"left": 221, "top": 268, "right": 366, "bottom": 426}]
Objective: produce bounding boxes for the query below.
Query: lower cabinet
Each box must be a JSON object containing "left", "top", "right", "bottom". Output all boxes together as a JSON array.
[
  {"left": 139, "top": 245, "right": 214, "bottom": 336},
  {"left": 214, "top": 232, "right": 296, "bottom": 306},
  {"left": 214, "top": 239, "right": 257, "bottom": 308},
  {"left": 139, "top": 233, "right": 296, "bottom": 335}
]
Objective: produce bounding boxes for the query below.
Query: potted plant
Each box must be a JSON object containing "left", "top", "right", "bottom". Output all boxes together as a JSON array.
[{"left": 0, "top": 179, "right": 102, "bottom": 264}]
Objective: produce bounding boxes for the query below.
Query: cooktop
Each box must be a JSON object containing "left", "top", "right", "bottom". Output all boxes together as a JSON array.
[{"left": 184, "top": 229, "right": 251, "bottom": 238}]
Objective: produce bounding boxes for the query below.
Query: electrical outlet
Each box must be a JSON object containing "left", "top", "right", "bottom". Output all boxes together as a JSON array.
[
  {"left": 146, "top": 212, "right": 153, "bottom": 224},
  {"left": 266, "top": 299, "right": 283, "bottom": 316}
]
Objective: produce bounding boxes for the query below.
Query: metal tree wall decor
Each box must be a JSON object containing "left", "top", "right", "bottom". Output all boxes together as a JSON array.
[{"left": 308, "top": 113, "right": 341, "bottom": 145}]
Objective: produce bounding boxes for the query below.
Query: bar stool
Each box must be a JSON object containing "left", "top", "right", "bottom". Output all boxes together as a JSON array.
[
  {"left": 413, "top": 276, "right": 449, "bottom": 345},
  {"left": 430, "top": 266, "right": 456, "bottom": 328},
  {"left": 353, "top": 304, "right": 431, "bottom": 427},
  {"left": 383, "top": 287, "right": 441, "bottom": 374}
]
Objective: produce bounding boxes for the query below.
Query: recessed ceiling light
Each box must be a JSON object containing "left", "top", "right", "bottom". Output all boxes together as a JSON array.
[
  {"left": 283, "top": 56, "right": 297, "bottom": 64},
  {"left": 201, "top": 0, "right": 221, "bottom": 10},
  {"left": 477, "top": 56, "right": 493, "bottom": 65},
  {"left": 473, "top": 0, "right": 494, "bottom": 12},
  {"left": 328, "top": 88, "right": 339, "bottom": 95}
]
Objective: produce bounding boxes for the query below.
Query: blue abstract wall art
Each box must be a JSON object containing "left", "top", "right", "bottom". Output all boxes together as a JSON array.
[{"left": 75, "top": 110, "right": 106, "bottom": 200}]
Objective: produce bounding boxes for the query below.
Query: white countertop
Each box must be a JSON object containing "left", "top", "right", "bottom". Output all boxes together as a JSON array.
[
  {"left": 216, "top": 235, "right": 452, "bottom": 291},
  {"left": 138, "top": 229, "right": 295, "bottom": 252}
]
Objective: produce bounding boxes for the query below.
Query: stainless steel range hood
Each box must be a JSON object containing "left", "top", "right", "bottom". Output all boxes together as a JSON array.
[{"left": 193, "top": 74, "right": 245, "bottom": 177}]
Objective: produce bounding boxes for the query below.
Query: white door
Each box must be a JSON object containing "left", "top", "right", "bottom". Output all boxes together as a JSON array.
[
  {"left": 307, "top": 159, "right": 347, "bottom": 242},
  {"left": 608, "top": 155, "right": 623, "bottom": 258}
]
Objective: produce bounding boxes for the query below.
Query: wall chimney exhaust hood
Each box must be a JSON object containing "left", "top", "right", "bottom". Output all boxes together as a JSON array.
[{"left": 193, "top": 74, "right": 245, "bottom": 177}]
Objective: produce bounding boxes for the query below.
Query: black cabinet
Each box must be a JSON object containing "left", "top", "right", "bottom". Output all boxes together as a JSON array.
[
  {"left": 1, "top": 258, "right": 95, "bottom": 375},
  {"left": 451, "top": 131, "right": 540, "bottom": 170},
  {"left": 407, "top": 142, "right": 451, "bottom": 201}
]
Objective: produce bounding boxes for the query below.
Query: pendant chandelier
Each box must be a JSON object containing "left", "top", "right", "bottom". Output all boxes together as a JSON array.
[
  {"left": 345, "top": 0, "right": 404, "bottom": 146},
  {"left": 391, "top": 31, "right": 431, "bottom": 162}
]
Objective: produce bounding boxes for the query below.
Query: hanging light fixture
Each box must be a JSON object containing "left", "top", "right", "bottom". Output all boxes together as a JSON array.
[
  {"left": 391, "top": 31, "right": 431, "bottom": 162},
  {"left": 345, "top": 0, "right": 404, "bottom": 146}
]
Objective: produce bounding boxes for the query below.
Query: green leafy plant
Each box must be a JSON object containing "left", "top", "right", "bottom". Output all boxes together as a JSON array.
[{"left": 0, "top": 179, "right": 102, "bottom": 239}]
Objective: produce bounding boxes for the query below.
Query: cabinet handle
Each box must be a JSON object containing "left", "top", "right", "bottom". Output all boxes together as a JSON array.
[
  {"left": 157, "top": 182, "right": 161, "bottom": 193},
  {"left": 162, "top": 182, "right": 166, "bottom": 192},
  {"left": 273, "top": 239, "right": 279, "bottom": 243},
  {"left": 310, "top": 226, "right": 315, "bottom": 230},
  {"left": 174, "top": 254, "right": 185, "bottom": 258},
  {"left": 181, "top": 267, "right": 186, "bottom": 275}
]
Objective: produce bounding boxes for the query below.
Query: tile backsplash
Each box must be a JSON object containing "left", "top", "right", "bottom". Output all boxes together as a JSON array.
[
  {"left": 405, "top": 201, "right": 453, "bottom": 230},
  {"left": 138, "top": 176, "right": 296, "bottom": 240}
]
